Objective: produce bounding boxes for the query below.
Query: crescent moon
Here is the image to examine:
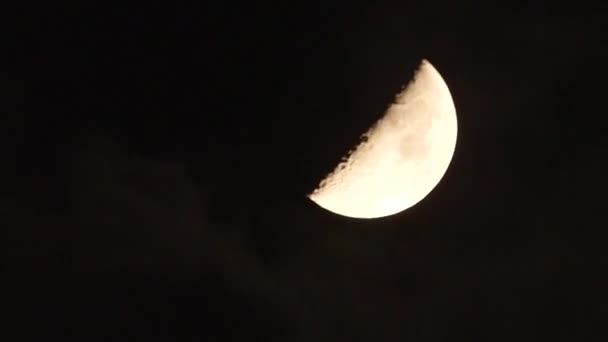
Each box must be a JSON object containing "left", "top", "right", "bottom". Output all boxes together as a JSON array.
[{"left": 308, "top": 59, "right": 458, "bottom": 219}]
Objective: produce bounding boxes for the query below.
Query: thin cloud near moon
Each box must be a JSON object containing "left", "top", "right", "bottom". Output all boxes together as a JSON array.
[{"left": 309, "top": 59, "right": 458, "bottom": 219}]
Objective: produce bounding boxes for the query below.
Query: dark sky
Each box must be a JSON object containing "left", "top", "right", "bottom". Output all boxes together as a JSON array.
[{"left": 9, "top": 1, "right": 607, "bottom": 340}]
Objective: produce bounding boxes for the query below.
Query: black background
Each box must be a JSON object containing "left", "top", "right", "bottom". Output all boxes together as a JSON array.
[{"left": 9, "top": 0, "right": 608, "bottom": 340}]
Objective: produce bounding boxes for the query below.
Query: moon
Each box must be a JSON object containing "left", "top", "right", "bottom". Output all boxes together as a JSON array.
[{"left": 308, "top": 59, "right": 458, "bottom": 219}]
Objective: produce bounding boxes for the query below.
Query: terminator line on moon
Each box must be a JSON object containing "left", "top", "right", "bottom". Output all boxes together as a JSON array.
[{"left": 308, "top": 59, "right": 458, "bottom": 219}]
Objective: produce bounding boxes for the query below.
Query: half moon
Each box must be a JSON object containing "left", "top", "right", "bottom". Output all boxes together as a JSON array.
[{"left": 308, "top": 59, "right": 458, "bottom": 219}]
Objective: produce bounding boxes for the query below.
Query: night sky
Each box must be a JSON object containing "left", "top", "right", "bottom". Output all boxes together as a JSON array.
[{"left": 9, "top": 1, "right": 607, "bottom": 340}]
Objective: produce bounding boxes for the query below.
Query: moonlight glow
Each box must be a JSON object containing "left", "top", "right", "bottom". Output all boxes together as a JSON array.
[{"left": 308, "top": 59, "right": 458, "bottom": 219}]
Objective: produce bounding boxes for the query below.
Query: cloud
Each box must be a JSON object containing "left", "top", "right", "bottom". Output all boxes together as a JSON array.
[{"left": 65, "top": 135, "right": 269, "bottom": 286}]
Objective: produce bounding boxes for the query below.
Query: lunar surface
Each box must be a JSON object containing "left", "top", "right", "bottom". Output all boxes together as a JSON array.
[{"left": 308, "top": 59, "right": 458, "bottom": 219}]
